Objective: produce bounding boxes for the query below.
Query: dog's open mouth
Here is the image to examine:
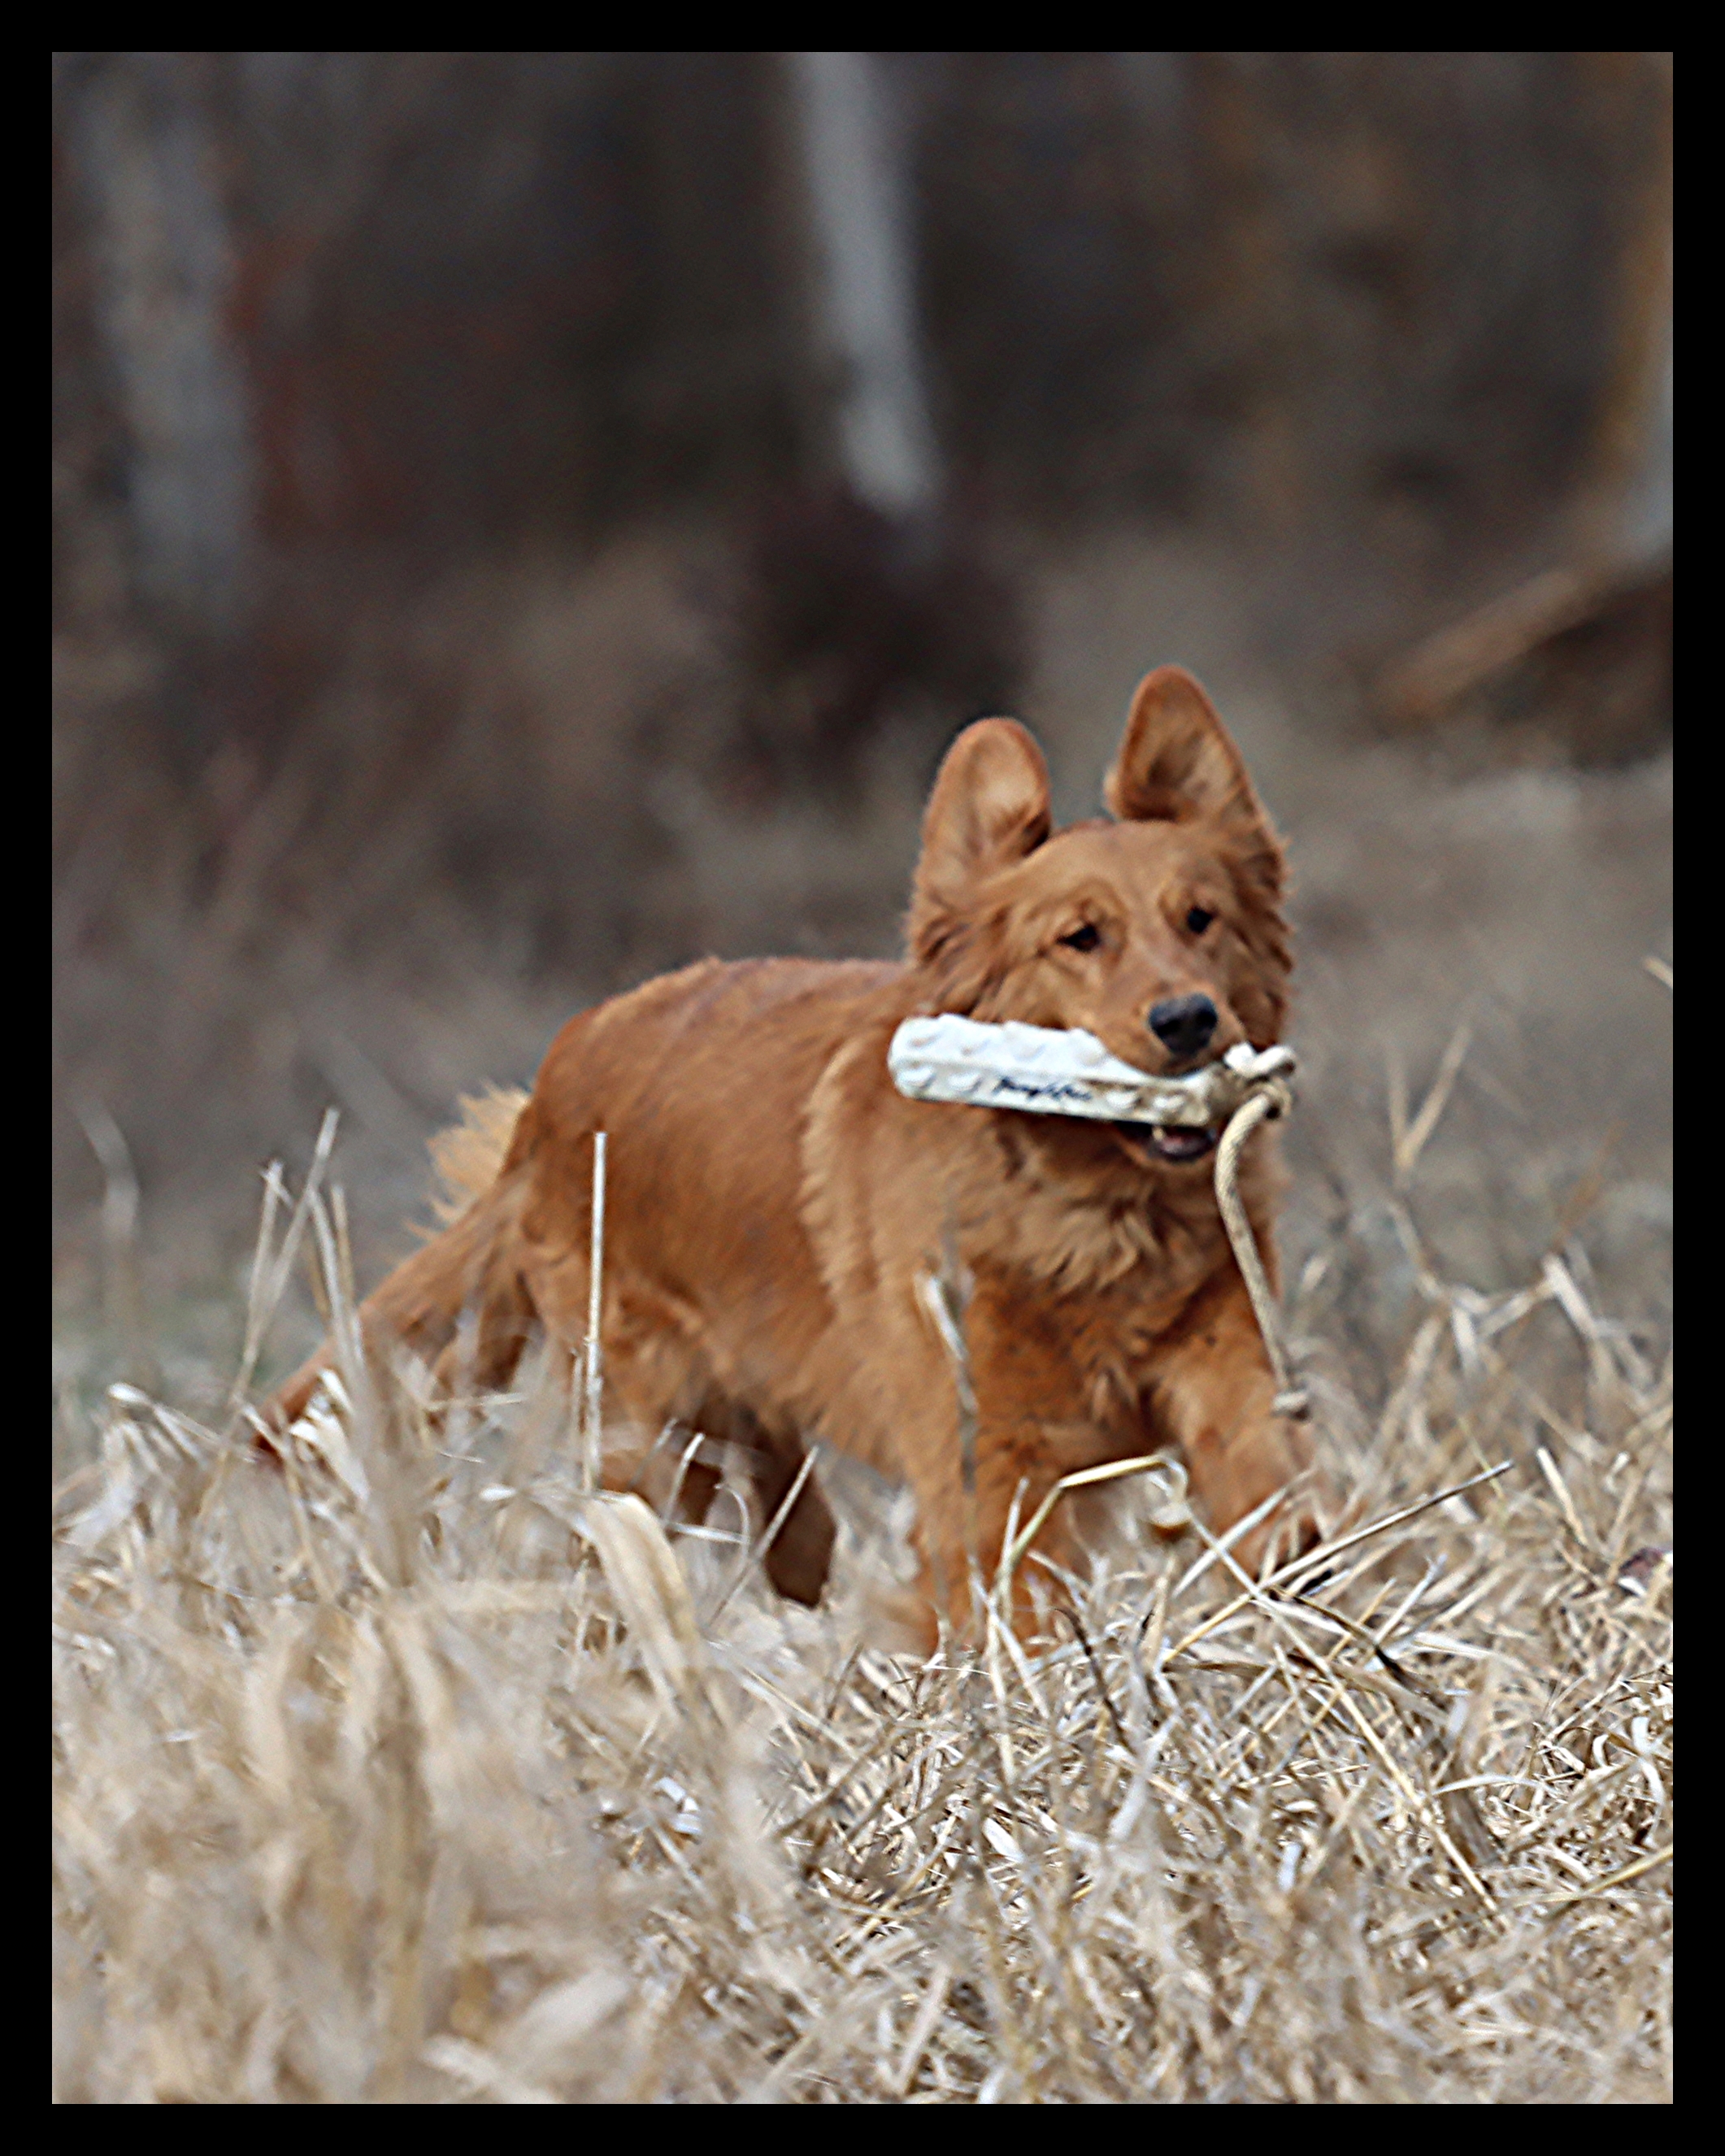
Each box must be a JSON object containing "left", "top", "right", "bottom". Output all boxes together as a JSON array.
[{"left": 1113, "top": 1119, "right": 1219, "bottom": 1165}]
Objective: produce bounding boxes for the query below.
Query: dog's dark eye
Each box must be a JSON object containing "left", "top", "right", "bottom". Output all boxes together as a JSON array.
[
  {"left": 1059, "top": 924, "right": 1101, "bottom": 953},
  {"left": 1185, "top": 907, "right": 1215, "bottom": 935}
]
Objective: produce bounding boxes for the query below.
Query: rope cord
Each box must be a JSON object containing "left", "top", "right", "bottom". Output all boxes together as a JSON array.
[{"left": 1211, "top": 1077, "right": 1309, "bottom": 1420}]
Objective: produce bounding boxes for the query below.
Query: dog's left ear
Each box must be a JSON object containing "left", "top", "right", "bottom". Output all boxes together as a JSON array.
[
  {"left": 1106, "top": 667, "right": 1273, "bottom": 843},
  {"left": 909, "top": 718, "right": 1051, "bottom": 976},
  {"left": 915, "top": 718, "right": 1051, "bottom": 895}
]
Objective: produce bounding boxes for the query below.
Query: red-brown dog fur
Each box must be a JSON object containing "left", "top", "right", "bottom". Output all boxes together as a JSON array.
[{"left": 267, "top": 667, "right": 1321, "bottom": 1642}]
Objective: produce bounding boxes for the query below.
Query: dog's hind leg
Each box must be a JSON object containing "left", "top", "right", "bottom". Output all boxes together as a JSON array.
[
  {"left": 604, "top": 1421, "right": 727, "bottom": 1530},
  {"left": 745, "top": 1422, "right": 836, "bottom": 1607},
  {"left": 427, "top": 1228, "right": 539, "bottom": 1406},
  {"left": 680, "top": 1397, "right": 836, "bottom": 1607}
]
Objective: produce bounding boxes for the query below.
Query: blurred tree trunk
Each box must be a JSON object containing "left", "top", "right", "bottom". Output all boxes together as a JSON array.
[
  {"left": 62, "top": 54, "right": 254, "bottom": 638},
  {"left": 724, "top": 56, "right": 1023, "bottom": 802},
  {"left": 784, "top": 51, "right": 940, "bottom": 519}
]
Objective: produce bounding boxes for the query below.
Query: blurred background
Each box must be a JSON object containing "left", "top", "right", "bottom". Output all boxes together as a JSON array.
[{"left": 52, "top": 52, "right": 1672, "bottom": 1423}]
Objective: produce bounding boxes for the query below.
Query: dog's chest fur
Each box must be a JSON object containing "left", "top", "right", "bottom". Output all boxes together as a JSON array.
[{"left": 800, "top": 1014, "right": 1279, "bottom": 1447}]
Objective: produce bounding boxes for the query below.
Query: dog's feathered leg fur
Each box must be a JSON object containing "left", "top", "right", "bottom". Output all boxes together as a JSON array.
[{"left": 263, "top": 1111, "right": 533, "bottom": 1441}]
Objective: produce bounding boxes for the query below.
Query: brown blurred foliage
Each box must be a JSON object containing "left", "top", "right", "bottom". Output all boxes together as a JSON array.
[
  {"left": 56, "top": 54, "right": 1667, "bottom": 615},
  {"left": 51, "top": 52, "right": 1671, "bottom": 1303}
]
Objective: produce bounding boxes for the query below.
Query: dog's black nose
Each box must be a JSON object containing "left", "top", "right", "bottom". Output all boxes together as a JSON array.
[{"left": 1148, "top": 993, "right": 1218, "bottom": 1058}]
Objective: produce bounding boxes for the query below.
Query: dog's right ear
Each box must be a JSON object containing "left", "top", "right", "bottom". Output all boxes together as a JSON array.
[
  {"left": 1106, "top": 667, "right": 1271, "bottom": 829},
  {"left": 909, "top": 719, "right": 1051, "bottom": 967}
]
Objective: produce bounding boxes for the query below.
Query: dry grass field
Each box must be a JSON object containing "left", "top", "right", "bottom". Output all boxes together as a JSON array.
[
  {"left": 50, "top": 1122, "right": 1673, "bottom": 2100},
  {"left": 53, "top": 537, "right": 1671, "bottom": 2103},
  {"left": 52, "top": 991, "right": 1673, "bottom": 2097}
]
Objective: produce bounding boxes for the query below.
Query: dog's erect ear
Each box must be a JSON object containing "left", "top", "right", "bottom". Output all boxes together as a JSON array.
[
  {"left": 909, "top": 718, "right": 1050, "bottom": 968},
  {"left": 1109, "top": 672, "right": 1288, "bottom": 1023},
  {"left": 917, "top": 718, "right": 1051, "bottom": 889},
  {"left": 1106, "top": 667, "right": 1269, "bottom": 833}
]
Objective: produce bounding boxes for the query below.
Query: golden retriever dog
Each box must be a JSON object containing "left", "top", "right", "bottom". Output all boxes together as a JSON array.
[{"left": 267, "top": 667, "right": 1321, "bottom": 1641}]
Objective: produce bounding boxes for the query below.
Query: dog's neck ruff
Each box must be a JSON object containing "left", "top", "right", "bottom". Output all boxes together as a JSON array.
[{"left": 888, "top": 1014, "right": 1295, "bottom": 1129}]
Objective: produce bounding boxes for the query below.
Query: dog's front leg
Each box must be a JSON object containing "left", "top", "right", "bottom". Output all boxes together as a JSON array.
[
  {"left": 899, "top": 1420, "right": 1088, "bottom": 1647},
  {"left": 900, "top": 1280, "right": 1110, "bottom": 1645},
  {"left": 1149, "top": 1268, "right": 1323, "bottom": 1579}
]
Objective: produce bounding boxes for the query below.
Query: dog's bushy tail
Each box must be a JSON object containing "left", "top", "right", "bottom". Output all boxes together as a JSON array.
[
  {"left": 263, "top": 1086, "right": 536, "bottom": 1439},
  {"left": 424, "top": 1085, "right": 532, "bottom": 1227}
]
